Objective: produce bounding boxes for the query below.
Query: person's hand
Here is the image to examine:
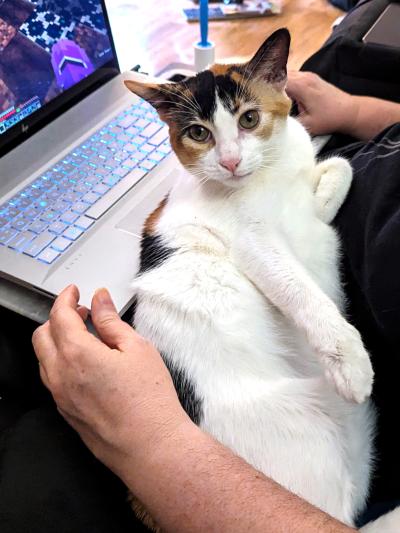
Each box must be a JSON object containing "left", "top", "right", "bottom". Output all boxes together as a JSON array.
[
  {"left": 32, "top": 285, "right": 188, "bottom": 482},
  {"left": 286, "top": 71, "right": 358, "bottom": 136}
]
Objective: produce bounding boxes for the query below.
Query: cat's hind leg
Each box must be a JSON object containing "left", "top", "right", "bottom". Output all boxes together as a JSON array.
[{"left": 313, "top": 157, "right": 353, "bottom": 224}]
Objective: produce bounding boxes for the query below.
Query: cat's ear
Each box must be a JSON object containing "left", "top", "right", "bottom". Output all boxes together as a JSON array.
[
  {"left": 124, "top": 79, "right": 173, "bottom": 118},
  {"left": 245, "top": 28, "right": 290, "bottom": 89}
]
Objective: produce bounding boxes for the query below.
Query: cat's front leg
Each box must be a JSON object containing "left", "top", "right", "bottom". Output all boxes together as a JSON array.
[
  {"left": 312, "top": 157, "right": 352, "bottom": 223},
  {"left": 234, "top": 233, "right": 374, "bottom": 403}
]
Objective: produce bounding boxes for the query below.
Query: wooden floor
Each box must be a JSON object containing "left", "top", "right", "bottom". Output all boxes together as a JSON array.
[{"left": 106, "top": 0, "right": 343, "bottom": 74}]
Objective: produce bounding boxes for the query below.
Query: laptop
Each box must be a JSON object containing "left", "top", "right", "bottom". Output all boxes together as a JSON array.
[
  {"left": 362, "top": 2, "right": 400, "bottom": 49},
  {"left": 0, "top": 0, "right": 181, "bottom": 315}
]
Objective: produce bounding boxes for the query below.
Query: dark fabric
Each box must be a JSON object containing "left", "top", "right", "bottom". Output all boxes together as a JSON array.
[
  {"left": 0, "top": 308, "right": 148, "bottom": 533},
  {"left": 301, "top": 0, "right": 400, "bottom": 104},
  {"left": 334, "top": 123, "right": 400, "bottom": 507},
  {"left": 329, "top": 0, "right": 358, "bottom": 11}
]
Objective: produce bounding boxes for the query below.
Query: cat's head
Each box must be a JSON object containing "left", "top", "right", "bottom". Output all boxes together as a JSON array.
[{"left": 125, "top": 28, "right": 291, "bottom": 189}]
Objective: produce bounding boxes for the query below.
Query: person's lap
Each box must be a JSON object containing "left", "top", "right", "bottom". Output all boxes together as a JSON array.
[{"left": 0, "top": 308, "right": 148, "bottom": 533}]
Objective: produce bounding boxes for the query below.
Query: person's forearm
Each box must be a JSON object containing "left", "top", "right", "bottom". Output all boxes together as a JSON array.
[
  {"left": 344, "top": 96, "right": 400, "bottom": 141},
  {"left": 118, "top": 420, "right": 356, "bottom": 533}
]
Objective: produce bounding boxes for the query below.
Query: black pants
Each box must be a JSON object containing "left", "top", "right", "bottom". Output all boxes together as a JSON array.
[{"left": 0, "top": 308, "right": 148, "bottom": 532}]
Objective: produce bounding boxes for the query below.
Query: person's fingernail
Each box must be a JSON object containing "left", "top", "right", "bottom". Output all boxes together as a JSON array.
[{"left": 94, "top": 288, "right": 114, "bottom": 307}]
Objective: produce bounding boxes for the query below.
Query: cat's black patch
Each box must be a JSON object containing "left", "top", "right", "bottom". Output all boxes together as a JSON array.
[
  {"left": 139, "top": 233, "right": 175, "bottom": 274},
  {"left": 188, "top": 70, "right": 217, "bottom": 121},
  {"left": 163, "top": 356, "right": 203, "bottom": 425},
  {"left": 215, "top": 74, "right": 240, "bottom": 113}
]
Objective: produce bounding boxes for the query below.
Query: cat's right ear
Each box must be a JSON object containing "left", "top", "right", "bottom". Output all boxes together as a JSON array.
[
  {"left": 124, "top": 79, "right": 173, "bottom": 118},
  {"left": 245, "top": 28, "right": 290, "bottom": 90}
]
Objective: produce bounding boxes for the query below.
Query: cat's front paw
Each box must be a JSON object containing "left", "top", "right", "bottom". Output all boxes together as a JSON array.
[{"left": 320, "top": 323, "right": 374, "bottom": 403}]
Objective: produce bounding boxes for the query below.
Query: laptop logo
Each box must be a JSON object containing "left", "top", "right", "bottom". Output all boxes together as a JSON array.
[{"left": 21, "top": 123, "right": 29, "bottom": 134}]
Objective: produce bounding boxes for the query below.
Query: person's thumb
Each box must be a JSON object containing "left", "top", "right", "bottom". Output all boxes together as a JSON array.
[{"left": 91, "top": 288, "right": 135, "bottom": 349}]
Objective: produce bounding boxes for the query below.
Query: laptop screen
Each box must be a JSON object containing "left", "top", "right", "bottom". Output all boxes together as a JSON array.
[{"left": 0, "top": 0, "right": 119, "bottom": 156}]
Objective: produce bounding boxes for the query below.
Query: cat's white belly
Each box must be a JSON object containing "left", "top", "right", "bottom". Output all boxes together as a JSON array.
[{"left": 133, "top": 250, "right": 374, "bottom": 526}]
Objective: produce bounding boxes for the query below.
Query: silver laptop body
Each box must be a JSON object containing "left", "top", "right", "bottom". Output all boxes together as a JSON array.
[{"left": 0, "top": 0, "right": 180, "bottom": 315}]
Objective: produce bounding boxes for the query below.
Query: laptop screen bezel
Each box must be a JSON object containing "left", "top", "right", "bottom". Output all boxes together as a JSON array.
[{"left": 0, "top": 0, "right": 120, "bottom": 159}]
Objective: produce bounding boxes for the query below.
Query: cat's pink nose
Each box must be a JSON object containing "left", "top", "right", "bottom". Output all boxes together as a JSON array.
[{"left": 219, "top": 157, "right": 241, "bottom": 173}]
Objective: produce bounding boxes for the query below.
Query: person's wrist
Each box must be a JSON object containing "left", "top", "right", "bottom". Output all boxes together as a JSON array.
[
  {"left": 338, "top": 93, "right": 360, "bottom": 137},
  {"left": 111, "top": 405, "right": 193, "bottom": 488}
]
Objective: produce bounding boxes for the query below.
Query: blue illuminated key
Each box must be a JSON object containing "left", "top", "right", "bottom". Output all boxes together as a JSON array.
[
  {"left": 75, "top": 216, "right": 94, "bottom": 230},
  {"left": 140, "top": 160, "right": 156, "bottom": 171},
  {"left": 81, "top": 192, "right": 99, "bottom": 205},
  {"left": 51, "top": 237, "right": 71, "bottom": 252},
  {"left": 29, "top": 220, "right": 48, "bottom": 234},
  {"left": 48, "top": 221, "right": 68, "bottom": 235},
  {"left": 71, "top": 202, "right": 89, "bottom": 214},
  {"left": 0, "top": 228, "right": 18, "bottom": 245},
  {"left": 11, "top": 217, "right": 30, "bottom": 231},
  {"left": 63, "top": 226, "right": 83, "bottom": 241},
  {"left": 24, "top": 231, "right": 55, "bottom": 257},
  {"left": 103, "top": 175, "right": 120, "bottom": 187},
  {"left": 37, "top": 247, "right": 60, "bottom": 264},
  {"left": 92, "top": 183, "right": 109, "bottom": 195},
  {"left": 60, "top": 211, "right": 79, "bottom": 224},
  {"left": 8, "top": 231, "right": 36, "bottom": 251}
]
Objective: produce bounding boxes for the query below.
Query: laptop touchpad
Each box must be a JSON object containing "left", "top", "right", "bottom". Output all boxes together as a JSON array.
[{"left": 116, "top": 168, "right": 177, "bottom": 237}]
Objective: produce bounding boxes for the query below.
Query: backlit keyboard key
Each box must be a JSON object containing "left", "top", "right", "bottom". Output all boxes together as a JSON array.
[
  {"left": 37, "top": 248, "right": 60, "bottom": 264},
  {"left": 113, "top": 167, "right": 130, "bottom": 178},
  {"left": 75, "top": 216, "right": 94, "bottom": 230},
  {"left": 60, "top": 211, "right": 79, "bottom": 224},
  {"left": 103, "top": 175, "right": 120, "bottom": 187},
  {"left": 0, "top": 228, "right": 18, "bottom": 245},
  {"left": 48, "top": 221, "right": 68, "bottom": 235},
  {"left": 140, "top": 160, "right": 156, "bottom": 171},
  {"left": 63, "top": 226, "right": 83, "bottom": 241},
  {"left": 150, "top": 151, "right": 165, "bottom": 162},
  {"left": 40, "top": 210, "right": 58, "bottom": 223},
  {"left": 8, "top": 231, "right": 36, "bottom": 251},
  {"left": 140, "top": 144, "right": 154, "bottom": 154},
  {"left": 92, "top": 183, "right": 109, "bottom": 195},
  {"left": 141, "top": 123, "right": 161, "bottom": 138},
  {"left": 136, "top": 118, "right": 150, "bottom": 129},
  {"left": 24, "top": 231, "right": 56, "bottom": 257},
  {"left": 29, "top": 220, "right": 48, "bottom": 234},
  {"left": 51, "top": 237, "right": 71, "bottom": 252},
  {"left": 11, "top": 217, "right": 30, "bottom": 231},
  {"left": 148, "top": 128, "right": 169, "bottom": 146},
  {"left": 71, "top": 202, "right": 89, "bottom": 214},
  {"left": 81, "top": 192, "right": 99, "bottom": 204}
]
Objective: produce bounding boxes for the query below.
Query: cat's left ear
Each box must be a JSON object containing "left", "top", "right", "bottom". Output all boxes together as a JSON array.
[
  {"left": 124, "top": 79, "right": 173, "bottom": 118},
  {"left": 245, "top": 28, "right": 290, "bottom": 90}
]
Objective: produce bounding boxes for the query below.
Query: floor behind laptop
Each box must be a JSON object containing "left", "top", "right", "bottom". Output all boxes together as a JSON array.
[{"left": 105, "top": 0, "right": 343, "bottom": 73}]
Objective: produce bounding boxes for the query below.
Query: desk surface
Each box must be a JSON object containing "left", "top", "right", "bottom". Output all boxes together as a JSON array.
[{"left": 106, "top": 0, "right": 342, "bottom": 73}]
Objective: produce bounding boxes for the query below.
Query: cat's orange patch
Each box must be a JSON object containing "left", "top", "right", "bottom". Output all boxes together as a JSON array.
[
  {"left": 247, "top": 80, "right": 291, "bottom": 139},
  {"left": 143, "top": 197, "right": 168, "bottom": 235},
  {"left": 209, "top": 64, "right": 231, "bottom": 76}
]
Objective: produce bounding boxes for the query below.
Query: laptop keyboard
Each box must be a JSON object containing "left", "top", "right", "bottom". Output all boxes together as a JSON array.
[{"left": 0, "top": 99, "right": 171, "bottom": 264}]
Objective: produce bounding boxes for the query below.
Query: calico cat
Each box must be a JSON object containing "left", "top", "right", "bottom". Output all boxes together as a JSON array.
[{"left": 124, "top": 29, "right": 393, "bottom": 531}]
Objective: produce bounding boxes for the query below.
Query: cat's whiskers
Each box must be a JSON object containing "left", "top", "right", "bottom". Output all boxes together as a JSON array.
[{"left": 161, "top": 86, "right": 200, "bottom": 116}]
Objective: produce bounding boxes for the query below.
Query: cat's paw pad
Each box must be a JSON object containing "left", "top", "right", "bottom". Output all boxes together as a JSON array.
[{"left": 321, "top": 325, "right": 374, "bottom": 403}]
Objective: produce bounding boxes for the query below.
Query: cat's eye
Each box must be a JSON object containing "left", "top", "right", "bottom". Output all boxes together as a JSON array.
[
  {"left": 239, "top": 110, "right": 260, "bottom": 130},
  {"left": 187, "top": 125, "right": 211, "bottom": 143}
]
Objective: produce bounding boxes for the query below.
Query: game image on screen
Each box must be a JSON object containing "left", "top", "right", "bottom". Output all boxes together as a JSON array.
[{"left": 0, "top": 0, "right": 113, "bottom": 135}]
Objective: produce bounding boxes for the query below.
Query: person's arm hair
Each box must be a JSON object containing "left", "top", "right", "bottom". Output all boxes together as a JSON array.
[
  {"left": 119, "top": 421, "right": 355, "bottom": 533},
  {"left": 33, "top": 286, "right": 357, "bottom": 533},
  {"left": 345, "top": 96, "right": 400, "bottom": 141}
]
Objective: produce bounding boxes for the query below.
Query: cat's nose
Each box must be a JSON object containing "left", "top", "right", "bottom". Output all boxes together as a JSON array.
[{"left": 219, "top": 157, "right": 241, "bottom": 173}]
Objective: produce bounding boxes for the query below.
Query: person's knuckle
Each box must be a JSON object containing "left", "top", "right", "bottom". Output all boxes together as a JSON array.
[{"left": 31, "top": 325, "right": 43, "bottom": 345}]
